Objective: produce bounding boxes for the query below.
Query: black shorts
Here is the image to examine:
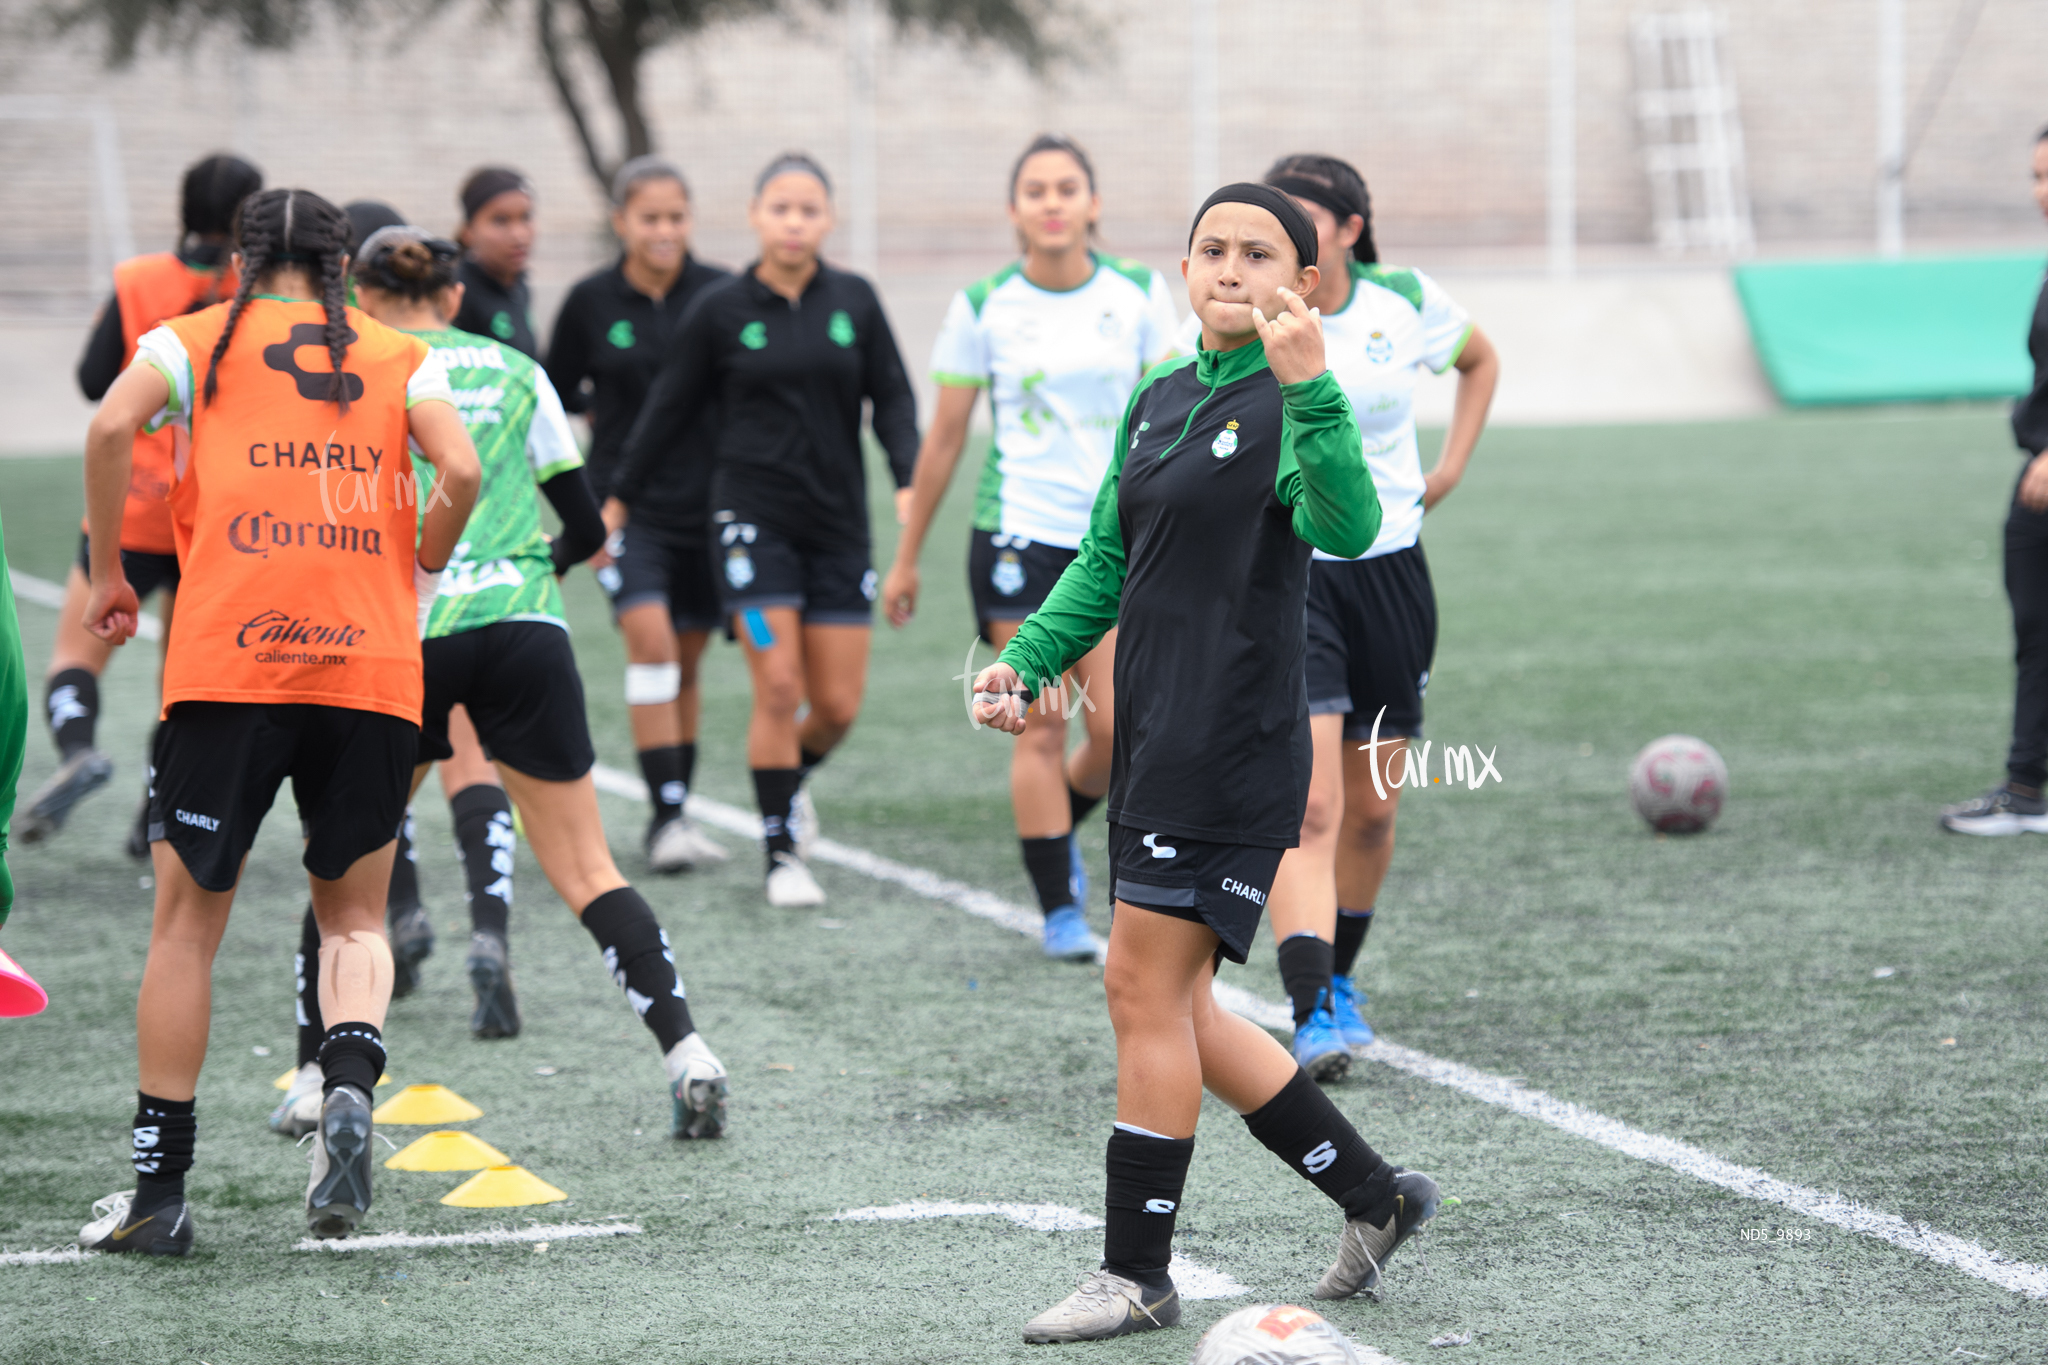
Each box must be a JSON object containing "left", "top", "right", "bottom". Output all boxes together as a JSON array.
[
  {"left": 1303, "top": 544, "right": 1439, "bottom": 741},
  {"left": 149, "top": 701, "right": 418, "bottom": 893},
  {"left": 968, "top": 531, "right": 1078, "bottom": 642},
  {"left": 712, "top": 513, "right": 875, "bottom": 626},
  {"left": 77, "top": 532, "right": 179, "bottom": 601},
  {"left": 419, "top": 620, "right": 595, "bottom": 782},
  {"left": 595, "top": 519, "right": 723, "bottom": 634},
  {"left": 1106, "top": 821, "right": 1285, "bottom": 965}
]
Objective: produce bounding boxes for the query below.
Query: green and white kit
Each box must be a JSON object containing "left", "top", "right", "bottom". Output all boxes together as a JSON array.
[{"left": 931, "top": 253, "right": 1181, "bottom": 550}]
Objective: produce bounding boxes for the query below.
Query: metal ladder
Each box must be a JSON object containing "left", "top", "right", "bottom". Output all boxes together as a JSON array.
[{"left": 1631, "top": 10, "right": 1755, "bottom": 257}]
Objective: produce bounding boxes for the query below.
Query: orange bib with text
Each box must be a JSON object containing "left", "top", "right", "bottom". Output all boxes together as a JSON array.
[{"left": 159, "top": 299, "right": 431, "bottom": 724}]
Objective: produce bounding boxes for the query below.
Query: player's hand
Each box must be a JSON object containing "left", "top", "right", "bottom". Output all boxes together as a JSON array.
[
  {"left": 2022, "top": 452, "right": 2048, "bottom": 512},
  {"left": 1422, "top": 465, "right": 1461, "bottom": 511},
  {"left": 971, "top": 662, "right": 1030, "bottom": 735},
  {"left": 881, "top": 559, "right": 919, "bottom": 628},
  {"left": 1252, "top": 286, "right": 1327, "bottom": 386},
  {"left": 894, "top": 487, "right": 915, "bottom": 526},
  {"left": 83, "top": 576, "right": 140, "bottom": 646}
]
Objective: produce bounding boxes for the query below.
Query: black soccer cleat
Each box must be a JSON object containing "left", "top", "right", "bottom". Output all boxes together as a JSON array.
[
  {"left": 305, "top": 1085, "right": 374, "bottom": 1238},
  {"left": 1314, "top": 1168, "right": 1441, "bottom": 1301},
  {"left": 124, "top": 794, "right": 151, "bottom": 861},
  {"left": 77, "top": 1190, "right": 194, "bottom": 1258},
  {"left": 386, "top": 902, "right": 435, "bottom": 999},
  {"left": 15, "top": 748, "right": 114, "bottom": 843},
  {"left": 466, "top": 931, "right": 522, "bottom": 1039}
]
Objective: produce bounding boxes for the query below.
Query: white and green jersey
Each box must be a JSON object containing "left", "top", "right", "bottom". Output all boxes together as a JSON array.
[
  {"left": 1175, "top": 261, "right": 1469, "bottom": 559},
  {"left": 408, "top": 327, "right": 583, "bottom": 638},
  {"left": 931, "top": 252, "right": 1181, "bottom": 549}
]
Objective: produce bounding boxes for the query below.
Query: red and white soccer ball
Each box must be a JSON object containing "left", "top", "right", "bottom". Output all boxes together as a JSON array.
[
  {"left": 1627, "top": 734, "right": 1727, "bottom": 834},
  {"left": 1190, "top": 1304, "right": 1365, "bottom": 1365}
]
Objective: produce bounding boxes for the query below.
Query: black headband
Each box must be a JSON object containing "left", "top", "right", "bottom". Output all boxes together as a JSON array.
[
  {"left": 461, "top": 168, "right": 533, "bottom": 221},
  {"left": 1266, "top": 174, "right": 1365, "bottom": 232},
  {"left": 1188, "top": 183, "right": 1318, "bottom": 270}
]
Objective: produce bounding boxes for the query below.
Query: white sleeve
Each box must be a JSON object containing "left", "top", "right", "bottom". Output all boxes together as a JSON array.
[
  {"left": 928, "top": 290, "right": 990, "bottom": 387},
  {"left": 526, "top": 368, "right": 583, "bottom": 481},
  {"left": 1140, "top": 270, "right": 1183, "bottom": 365},
  {"left": 1173, "top": 308, "right": 1203, "bottom": 355},
  {"left": 134, "top": 326, "right": 193, "bottom": 433},
  {"left": 405, "top": 347, "right": 458, "bottom": 408},
  {"left": 1412, "top": 268, "right": 1474, "bottom": 374}
]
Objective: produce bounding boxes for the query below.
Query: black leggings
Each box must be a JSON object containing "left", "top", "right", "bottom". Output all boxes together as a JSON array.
[{"left": 2004, "top": 464, "right": 2048, "bottom": 787}]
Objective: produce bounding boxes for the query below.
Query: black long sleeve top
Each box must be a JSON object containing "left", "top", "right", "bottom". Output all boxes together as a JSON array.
[
  {"left": 2015, "top": 272, "right": 2048, "bottom": 455},
  {"left": 614, "top": 262, "right": 919, "bottom": 551},
  {"left": 453, "top": 258, "right": 540, "bottom": 361}
]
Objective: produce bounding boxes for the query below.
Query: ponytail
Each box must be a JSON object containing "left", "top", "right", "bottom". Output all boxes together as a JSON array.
[
  {"left": 202, "top": 188, "right": 355, "bottom": 412},
  {"left": 1264, "top": 154, "right": 1377, "bottom": 266}
]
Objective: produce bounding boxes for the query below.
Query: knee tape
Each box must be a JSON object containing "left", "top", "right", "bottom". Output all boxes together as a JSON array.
[
  {"left": 625, "top": 662, "right": 683, "bottom": 706},
  {"left": 318, "top": 930, "right": 395, "bottom": 1024}
]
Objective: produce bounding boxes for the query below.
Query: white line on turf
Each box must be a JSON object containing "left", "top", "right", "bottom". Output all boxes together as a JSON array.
[
  {"left": 292, "top": 1221, "right": 641, "bottom": 1253},
  {"left": 0, "top": 1248, "right": 94, "bottom": 1266},
  {"left": 8, "top": 574, "right": 2041, "bottom": 1302}
]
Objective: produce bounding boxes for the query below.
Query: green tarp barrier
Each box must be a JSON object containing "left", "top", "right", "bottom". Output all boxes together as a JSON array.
[{"left": 1732, "top": 253, "right": 2043, "bottom": 406}]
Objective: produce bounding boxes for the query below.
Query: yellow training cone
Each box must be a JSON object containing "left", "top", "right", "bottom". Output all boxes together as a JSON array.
[
  {"left": 440, "top": 1165, "right": 567, "bottom": 1208},
  {"left": 276, "top": 1069, "right": 394, "bottom": 1091},
  {"left": 372, "top": 1084, "right": 484, "bottom": 1125},
  {"left": 384, "top": 1130, "right": 510, "bottom": 1172}
]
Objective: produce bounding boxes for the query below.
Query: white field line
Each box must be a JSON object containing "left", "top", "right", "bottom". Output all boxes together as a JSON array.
[
  {"left": 9, "top": 567, "right": 160, "bottom": 639},
  {"left": 11, "top": 573, "right": 2042, "bottom": 1302},
  {"left": 292, "top": 1221, "right": 640, "bottom": 1253},
  {"left": 0, "top": 1247, "right": 94, "bottom": 1266}
]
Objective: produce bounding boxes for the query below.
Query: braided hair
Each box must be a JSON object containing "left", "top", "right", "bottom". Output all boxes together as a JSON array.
[
  {"left": 1264, "top": 154, "right": 1377, "bottom": 265},
  {"left": 203, "top": 188, "right": 355, "bottom": 412}
]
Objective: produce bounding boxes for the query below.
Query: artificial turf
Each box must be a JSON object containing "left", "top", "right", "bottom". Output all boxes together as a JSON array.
[{"left": 1, "top": 406, "right": 2046, "bottom": 1362}]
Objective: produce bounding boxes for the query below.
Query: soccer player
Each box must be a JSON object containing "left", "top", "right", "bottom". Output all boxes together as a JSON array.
[
  {"left": 612, "top": 152, "right": 919, "bottom": 908},
  {"left": 1235, "top": 154, "right": 1499, "bottom": 1079},
  {"left": 1943, "top": 125, "right": 2048, "bottom": 835},
  {"left": 881, "top": 134, "right": 1177, "bottom": 962},
  {"left": 18, "top": 155, "right": 262, "bottom": 856},
  {"left": 976, "top": 185, "right": 1440, "bottom": 1342},
  {"left": 451, "top": 167, "right": 539, "bottom": 359},
  {"left": 548, "top": 156, "right": 731, "bottom": 872},
  {"left": 73, "top": 189, "right": 481, "bottom": 1252},
  {"left": 0, "top": 507, "right": 27, "bottom": 996}
]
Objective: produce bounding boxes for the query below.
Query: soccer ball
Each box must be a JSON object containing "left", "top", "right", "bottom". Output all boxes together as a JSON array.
[
  {"left": 1627, "top": 734, "right": 1727, "bottom": 834},
  {"left": 1190, "top": 1304, "right": 1365, "bottom": 1365}
]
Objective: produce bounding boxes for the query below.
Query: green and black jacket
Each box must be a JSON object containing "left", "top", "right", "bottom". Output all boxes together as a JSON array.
[{"left": 999, "top": 339, "right": 1379, "bottom": 848}]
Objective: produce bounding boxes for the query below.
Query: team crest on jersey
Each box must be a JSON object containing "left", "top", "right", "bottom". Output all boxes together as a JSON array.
[
  {"left": 828, "top": 310, "right": 856, "bottom": 347},
  {"left": 1366, "top": 330, "right": 1394, "bottom": 364},
  {"left": 739, "top": 321, "right": 767, "bottom": 350},
  {"left": 1097, "top": 310, "right": 1121, "bottom": 339},
  {"left": 725, "top": 548, "right": 755, "bottom": 589},
  {"left": 992, "top": 549, "right": 1026, "bottom": 597},
  {"left": 608, "top": 320, "right": 636, "bottom": 349},
  {"left": 1211, "top": 420, "right": 1240, "bottom": 459}
]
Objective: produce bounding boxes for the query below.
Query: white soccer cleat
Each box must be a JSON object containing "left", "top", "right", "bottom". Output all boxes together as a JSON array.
[
  {"left": 664, "top": 1031, "right": 729, "bottom": 1139},
  {"left": 765, "top": 851, "right": 826, "bottom": 907},
  {"left": 789, "top": 788, "right": 819, "bottom": 859},
  {"left": 268, "top": 1061, "right": 324, "bottom": 1137},
  {"left": 648, "top": 817, "right": 732, "bottom": 872},
  {"left": 1021, "top": 1268, "right": 1181, "bottom": 1343},
  {"left": 76, "top": 1190, "right": 133, "bottom": 1248}
]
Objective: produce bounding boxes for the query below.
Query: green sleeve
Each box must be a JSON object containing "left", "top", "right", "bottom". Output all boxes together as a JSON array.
[
  {"left": 1275, "top": 369, "right": 1379, "bottom": 558},
  {"left": 996, "top": 416, "right": 1132, "bottom": 701},
  {"left": 0, "top": 510, "right": 26, "bottom": 924}
]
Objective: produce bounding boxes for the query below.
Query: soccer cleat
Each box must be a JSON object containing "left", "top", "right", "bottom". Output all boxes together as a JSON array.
[
  {"left": 765, "top": 851, "right": 826, "bottom": 907},
  {"left": 1330, "top": 974, "right": 1375, "bottom": 1048},
  {"left": 1939, "top": 785, "right": 2048, "bottom": 836},
  {"left": 268, "top": 1061, "right": 325, "bottom": 1137},
  {"left": 1041, "top": 906, "right": 1097, "bottom": 961},
  {"left": 305, "top": 1084, "right": 375, "bottom": 1238},
  {"left": 124, "top": 794, "right": 150, "bottom": 861},
  {"left": 665, "top": 1032, "right": 729, "bottom": 1139},
  {"left": 1313, "top": 1168, "right": 1441, "bottom": 1301},
  {"left": 647, "top": 817, "right": 731, "bottom": 873},
  {"left": 1292, "top": 993, "right": 1352, "bottom": 1083},
  {"left": 77, "top": 1189, "right": 193, "bottom": 1258},
  {"left": 1068, "top": 834, "right": 1090, "bottom": 909},
  {"left": 789, "top": 788, "right": 819, "bottom": 860},
  {"left": 1021, "top": 1268, "right": 1180, "bottom": 1343},
  {"left": 14, "top": 748, "right": 114, "bottom": 843},
  {"left": 386, "top": 902, "right": 435, "bottom": 999},
  {"left": 466, "top": 931, "right": 522, "bottom": 1039}
]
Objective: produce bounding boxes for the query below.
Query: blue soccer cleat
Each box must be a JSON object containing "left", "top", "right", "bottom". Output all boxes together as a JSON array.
[
  {"left": 1293, "top": 994, "right": 1352, "bottom": 1083},
  {"left": 1042, "top": 906, "right": 1097, "bottom": 961},
  {"left": 1330, "top": 974, "right": 1375, "bottom": 1048},
  {"left": 1067, "top": 835, "right": 1090, "bottom": 910}
]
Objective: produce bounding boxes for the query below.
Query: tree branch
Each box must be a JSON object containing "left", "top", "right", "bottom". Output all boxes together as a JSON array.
[
  {"left": 536, "top": 0, "right": 615, "bottom": 190},
  {"left": 571, "top": 0, "right": 654, "bottom": 164}
]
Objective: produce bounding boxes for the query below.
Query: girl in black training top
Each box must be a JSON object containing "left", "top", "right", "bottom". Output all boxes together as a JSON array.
[
  {"left": 548, "top": 156, "right": 731, "bottom": 873},
  {"left": 452, "top": 167, "right": 539, "bottom": 359},
  {"left": 612, "top": 152, "right": 919, "bottom": 909},
  {"left": 974, "top": 186, "right": 1441, "bottom": 1344}
]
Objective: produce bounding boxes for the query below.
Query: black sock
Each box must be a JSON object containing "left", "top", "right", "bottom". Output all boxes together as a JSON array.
[
  {"left": 1021, "top": 835, "right": 1076, "bottom": 915},
  {"left": 1242, "top": 1069, "right": 1394, "bottom": 1224},
  {"left": 45, "top": 667, "right": 97, "bottom": 758},
  {"left": 753, "top": 767, "right": 801, "bottom": 859},
  {"left": 450, "top": 783, "right": 515, "bottom": 939},
  {"left": 580, "top": 886, "right": 695, "bottom": 1053},
  {"left": 296, "top": 904, "right": 324, "bottom": 1068},
  {"left": 1101, "top": 1126, "right": 1193, "bottom": 1292},
  {"left": 638, "top": 745, "right": 687, "bottom": 829},
  {"left": 1333, "top": 907, "right": 1374, "bottom": 977},
  {"left": 387, "top": 807, "right": 421, "bottom": 914},
  {"left": 317, "top": 1022, "right": 386, "bottom": 1098},
  {"left": 1068, "top": 784, "right": 1104, "bottom": 828},
  {"left": 130, "top": 1091, "right": 195, "bottom": 1214},
  {"left": 1277, "top": 933, "right": 1335, "bottom": 1027},
  {"left": 798, "top": 745, "right": 829, "bottom": 783}
]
